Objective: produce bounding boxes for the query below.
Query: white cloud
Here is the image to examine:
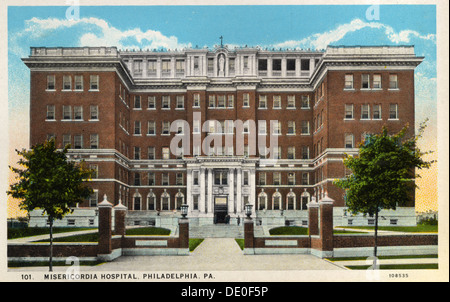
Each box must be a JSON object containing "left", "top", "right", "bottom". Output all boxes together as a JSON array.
[{"left": 272, "top": 18, "right": 436, "bottom": 50}]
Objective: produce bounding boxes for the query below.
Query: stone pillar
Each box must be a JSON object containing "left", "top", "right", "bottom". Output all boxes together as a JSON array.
[
  {"left": 319, "top": 194, "right": 334, "bottom": 253},
  {"left": 236, "top": 168, "right": 242, "bottom": 214},
  {"left": 307, "top": 197, "right": 319, "bottom": 236},
  {"left": 200, "top": 167, "right": 206, "bottom": 213},
  {"left": 228, "top": 168, "right": 235, "bottom": 214},
  {"left": 98, "top": 195, "right": 113, "bottom": 255},
  {"left": 178, "top": 218, "right": 189, "bottom": 249},
  {"left": 186, "top": 169, "right": 192, "bottom": 212},
  {"left": 250, "top": 169, "right": 256, "bottom": 216},
  {"left": 244, "top": 217, "right": 255, "bottom": 254},
  {"left": 207, "top": 168, "right": 213, "bottom": 214},
  {"left": 114, "top": 199, "right": 127, "bottom": 236}
]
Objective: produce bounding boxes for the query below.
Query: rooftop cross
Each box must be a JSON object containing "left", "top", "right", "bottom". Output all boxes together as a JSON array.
[{"left": 219, "top": 35, "right": 223, "bottom": 47}]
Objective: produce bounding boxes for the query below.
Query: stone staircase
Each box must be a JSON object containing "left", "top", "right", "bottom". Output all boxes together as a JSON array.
[{"left": 189, "top": 224, "right": 246, "bottom": 238}]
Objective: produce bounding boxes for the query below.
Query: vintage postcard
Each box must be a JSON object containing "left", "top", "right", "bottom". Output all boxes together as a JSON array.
[{"left": 1, "top": 0, "right": 448, "bottom": 288}]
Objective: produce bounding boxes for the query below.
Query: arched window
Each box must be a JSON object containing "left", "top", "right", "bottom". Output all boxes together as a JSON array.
[
  {"left": 272, "top": 191, "right": 282, "bottom": 210},
  {"left": 175, "top": 190, "right": 184, "bottom": 210},
  {"left": 161, "top": 190, "right": 170, "bottom": 211},
  {"left": 133, "top": 192, "right": 142, "bottom": 211},
  {"left": 301, "top": 190, "right": 310, "bottom": 210},
  {"left": 287, "top": 190, "right": 296, "bottom": 210},
  {"left": 147, "top": 191, "right": 156, "bottom": 211},
  {"left": 258, "top": 191, "right": 267, "bottom": 210}
]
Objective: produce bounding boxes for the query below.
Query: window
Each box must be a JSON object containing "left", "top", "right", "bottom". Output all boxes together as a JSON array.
[
  {"left": 148, "top": 60, "right": 157, "bottom": 75},
  {"left": 361, "top": 74, "right": 370, "bottom": 89},
  {"left": 243, "top": 121, "right": 250, "bottom": 134},
  {"left": 227, "top": 95, "right": 234, "bottom": 108},
  {"left": 161, "top": 192, "right": 170, "bottom": 210},
  {"left": 288, "top": 173, "right": 296, "bottom": 185},
  {"left": 148, "top": 121, "right": 156, "bottom": 135},
  {"left": 345, "top": 104, "right": 354, "bottom": 119},
  {"left": 134, "top": 147, "right": 140, "bottom": 160},
  {"left": 243, "top": 93, "right": 250, "bottom": 107},
  {"left": 193, "top": 195, "right": 199, "bottom": 210},
  {"left": 389, "top": 74, "right": 398, "bottom": 89},
  {"left": 273, "top": 172, "right": 281, "bottom": 185},
  {"left": 208, "top": 95, "right": 215, "bottom": 108},
  {"left": 207, "top": 58, "right": 214, "bottom": 72},
  {"left": 63, "top": 106, "right": 72, "bottom": 120},
  {"left": 259, "top": 173, "right": 266, "bottom": 185},
  {"left": 301, "top": 59, "right": 310, "bottom": 71},
  {"left": 389, "top": 104, "right": 398, "bottom": 119},
  {"left": 258, "top": 59, "right": 267, "bottom": 71},
  {"left": 273, "top": 193, "right": 281, "bottom": 210},
  {"left": 133, "top": 194, "right": 141, "bottom": 210},
  {"left": 61, "top": 134, "right": 71, "bottom": 148},
  {"left": 162, "top": 147, "right": 170, "bottom": 160},
  {"left": 89, "top": 191, "right": 98, "bottom": 207},
  {"left": 302, "top": 146, "right": 310, "bottom": 159},
  {"left": 258, "top": 120, "right": 267, "bottom": 135},
  {"left": 302, "top": 173, "right": 309, "bottom": 185},
  {"left": 74, "top": 106, "right": 83, "bottom": 120},
  {"left": 134, "top": 96, "right": 141, "bottom": 109},
  {"left": 148, "top": 96, "right": 156, "bottom": 109},
  {"left": 243, "top": 56, "right": 249, "bottom": 69},
  {"left": 134, "top": 121, "right": 141, "bottom": 135},
  {"left": 344, "top": 74, "right": 354, "bottom": 89},
  {"left": 74, "top": 135, "right": 83, "bottom": 149},
  {"left": 287, "top": 121, "right": 296, "bottom": 135},
  {"left": 162, "top": 173, "right": 169, "bottom": 186},
  {"left": 243, "top": 171, "right": 249, "bottom": 186},
  {"left": 193, "top": 56, "right": 199, "bottom": 70},
  {"left": 175, "top": 95, "right": 184, "bottom": 109},
  {"left": 176, "top": 173, "right": 183, "bottom": 185},
  {"left": 273, "top": 121, "right": 282, "bottom": 135},
  {"left": 162, "top": 60, "right": 171, "bottom": 73},
  {"left": 90, "top": 105, "right": 98, "bottom": 120},
  {"left": 217, "top": 95, "right": 225, "bottom": 108},
  {"left": 258, "top": 193, "right": 267, "bottom": 210},
  {"left": 148, "top": 147, "right": 155, "bottom": 160},
  {"left": 273, "top": 95, "right": 281, "bottom": 109},
  {"left": 176, "top": 59, "right": 185, "bottom": 73},
  {"left": 147, "top": 192, "right": 156, "bottom": 210},
  {"left": 193, "top": 120, "right": 200, "bottom": 133},
  {"left": 90, "top": 75, "right": 99, "bottom": 90},
  {"left": 47, "top": 75, "right": 55, "bottom": 90},
  {"left": 301, "top": 121, "right": 310, "bottom": 135},
  {"left": 229, "top": 58, "right": 235, "bottom": 72},
  {"left": 373, "top": 104, "right": 381, "bottom": 119},
  {"left": 90, "top": 134, "right": 98, "bottom": 149},
  {"left": 361, "top": 104, "right": 370, "bottom": 120},
  {"left": 373, "top": 74, "right": 382, "bottom": 89},
  {"left": 214, "top": 171, "right": 228, "bottom": 185},
  {"left": 345, "top": 133, "right": 354, "bottom": 148},
  {"left": 46, "top": 105, "right": 55, "bottom": 120},
  {"left": 134, "top": 60, "right": 143, "bottom": 74},
  {"left": 193, "top": 94, "right": 200, "bottom": 107},
  {"left": 75, "top": 75, "right": 83, "bottom": 90},
  {"left": 287, "top": 59, "right": 296, "bottom": 71},
  {"left": 272, "top": 59, "right": 281, "bottom": 71},
  {"left": 162, "top": 96, "right": 170, "bottom": 109},
  {"left": 286, "top": 95, "right": 296, "bottom": 108},
  {"left": 162, "top": 121, "right": 170, "bottom": 135},
  {"left": 287, "top": 147, "right": 295, "bottom": 159},
  {"left": 63, "top": 75, "right": 72, "bottom": 90},
  {"left": 193, "top": 171, "right": 199, "bottom": 185}
]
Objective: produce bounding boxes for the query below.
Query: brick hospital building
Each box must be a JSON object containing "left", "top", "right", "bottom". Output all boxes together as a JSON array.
[{"left": 23, "top": 44, "right": 423, "bottom": 227}]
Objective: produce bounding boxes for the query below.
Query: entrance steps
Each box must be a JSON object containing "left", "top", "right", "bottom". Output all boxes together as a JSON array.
[{"left": 189, "top": 224, "right": 246, "bottom": 238}]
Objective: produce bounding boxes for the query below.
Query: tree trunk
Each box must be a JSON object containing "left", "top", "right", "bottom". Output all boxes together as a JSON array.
[
  {"left": 374, "top": 210, "right": 379, "bottom": 259},
  {"left": 49, "top": 217, "right": 53, "bottom": 272}
]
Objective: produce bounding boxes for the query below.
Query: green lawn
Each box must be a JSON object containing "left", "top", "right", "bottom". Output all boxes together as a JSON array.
[
  {"left": 235, "top": 239, "right": 245, "bottom": 250},
  {"left": 8, "top": 260, "right": 104, "bottom": 268},
  {"left": 125, "top": 227, "right": 171, "bottom": 236},
  {"left": 189, "top": 238, "right": 204, "bottom": 252},
  {"left": 8, "top": 227, "right": 96, "bottom": 239},
  {"left": 326, "top": 254, "right": 438, "bottom": 262},
  {"left": 38, "top": 233, "right": 99, "bottom": 242},
  {"left": 345, "top": 263, "right": 438, "bottom": 270},
  {"left": 337, "top": 224, "right": 438, "bottom": 233}
]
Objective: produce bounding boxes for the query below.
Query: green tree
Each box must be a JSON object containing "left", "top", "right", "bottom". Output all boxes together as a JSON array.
[
  {"left": 334, "top": 120, "right": 434, "bottom": 258},
  {"left": 7, "top": 139, "right": 93, "bottom": 271}
]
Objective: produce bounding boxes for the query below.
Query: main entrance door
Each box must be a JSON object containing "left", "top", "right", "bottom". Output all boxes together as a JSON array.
[{"left": 214, "top": 196, "right": 228, "bottom": 224}]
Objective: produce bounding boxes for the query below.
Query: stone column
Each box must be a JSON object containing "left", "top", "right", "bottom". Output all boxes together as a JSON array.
[
  {"left": 113, "top": 199, "right": 127, "bottom": 236},
  {"left": 98, "top": 195, "right": 113, "bottom": 256},
  {"left": 250, "top": 169, "right": 256, "bottom": 215},
  {"left": 228, "top": 168, "right": 235, "bottom": 214},
  {"left": 207, "top": 168, "right": 213, "bottom": 214},
  {"left": 186, "top": 169, "right": 192, "bottom": 212},
  {"left": 236, "top": 168, "right": 242, "bottom": 214},
  {"left": 200, "top": 167, "right": 206, "bottom": 213}
]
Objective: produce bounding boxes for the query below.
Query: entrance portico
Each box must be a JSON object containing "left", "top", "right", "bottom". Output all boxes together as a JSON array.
[{"left": 185, "top": 156, "right": 258, "bottom": 225}]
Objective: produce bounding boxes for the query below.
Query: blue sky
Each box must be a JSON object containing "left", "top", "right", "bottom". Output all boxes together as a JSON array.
[{"left": 6, "top": 4, "right": 439, "bottom": 212}]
